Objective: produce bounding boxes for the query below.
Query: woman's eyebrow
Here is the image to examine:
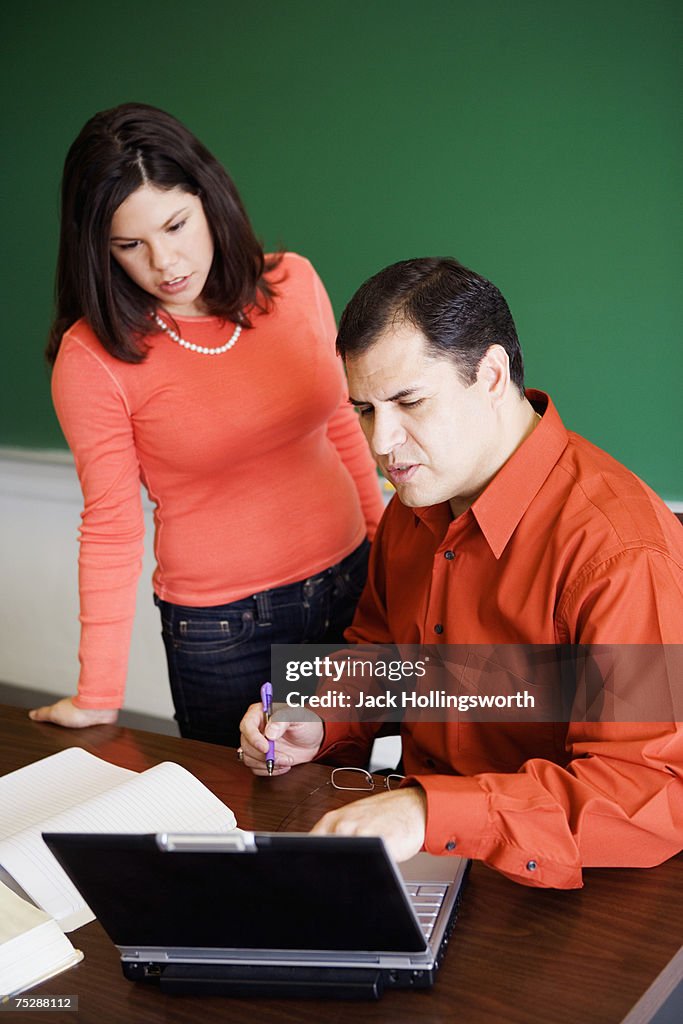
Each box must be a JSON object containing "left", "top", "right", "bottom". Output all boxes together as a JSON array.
[{"left": 110, "top": 207, "right": 190, "bottom": 241}]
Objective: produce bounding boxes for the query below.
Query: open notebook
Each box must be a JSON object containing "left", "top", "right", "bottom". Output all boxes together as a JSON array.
[{"left": 0, "top": 749, "right": 237, "bottom": 931}]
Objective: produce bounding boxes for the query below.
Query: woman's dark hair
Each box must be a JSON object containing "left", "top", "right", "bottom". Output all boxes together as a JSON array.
[
  {"left": 47, "top": 103, "right": 281, "bottom": 365},
  {"left": 336, "top": 257, "right": 525, "bottom": 395}
]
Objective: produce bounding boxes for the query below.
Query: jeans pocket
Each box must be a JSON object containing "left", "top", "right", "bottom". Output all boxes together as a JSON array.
[
  {"left": 301, "top": 540, "right": 371, "bottom": 643},
  {"left": 334, "top": 538, "right": 371, "bottom": 603},
  {"left": 335, "top": 568, "right": 365, "bottom": 604},
  {"left": 164, "top": 609, "right": 256, "bottom": 654}
]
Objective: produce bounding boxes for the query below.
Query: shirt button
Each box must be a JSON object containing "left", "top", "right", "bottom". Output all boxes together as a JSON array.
[
  {"left": 434, "top": 624, "right": 444, "bottom": 635},
  {"left": 445, "top": 840, "right": 457, "bottom": 851},
  {"left": 444, "top": 550, "right": 455, "bottom": 560},
  {"left": 526, "top": 860, "right": 538, "bottom": 872}
]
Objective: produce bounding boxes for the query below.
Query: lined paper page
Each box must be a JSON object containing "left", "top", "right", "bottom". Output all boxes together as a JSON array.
[
  {"left": 0, "top": 754, "right": 237, "bottom": 931},
  {"left": 0, "top": 749, "right": 135, "bottom": 839}
]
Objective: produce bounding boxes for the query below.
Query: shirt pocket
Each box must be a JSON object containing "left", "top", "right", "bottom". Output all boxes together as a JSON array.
[{"left": 455, "top": 648, "right": 569, "bottom": 762}]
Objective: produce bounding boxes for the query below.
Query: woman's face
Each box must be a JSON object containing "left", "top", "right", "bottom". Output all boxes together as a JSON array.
[{"left": 110, "top": 184, "right": 215, "bottom": 316}]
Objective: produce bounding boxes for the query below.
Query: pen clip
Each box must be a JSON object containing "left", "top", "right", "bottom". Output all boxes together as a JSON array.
[{"left": 260, "top": 681, "right": 273, "bottom": 721}]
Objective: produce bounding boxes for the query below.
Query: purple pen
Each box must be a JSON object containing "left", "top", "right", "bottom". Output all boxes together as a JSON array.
[
  {"left": 266, "top": 739, "right": 276, "bottom": 777},
  {"left": 260, "top": 682, "right": 275, "bottom": 775}
]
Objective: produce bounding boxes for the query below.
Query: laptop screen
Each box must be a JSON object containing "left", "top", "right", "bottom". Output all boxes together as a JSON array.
[{"left": 43, "top": 832, "right": 428, "bottom": 953}]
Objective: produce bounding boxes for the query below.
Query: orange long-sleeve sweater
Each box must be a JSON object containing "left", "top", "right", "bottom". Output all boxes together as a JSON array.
[{"left": 52, "top": 254, "right": 384, "bottom": 708}]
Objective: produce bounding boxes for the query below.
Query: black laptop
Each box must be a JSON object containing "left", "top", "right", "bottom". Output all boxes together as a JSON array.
[{"left": 43, "top": 831, "right": 469, "bottom": 1000}]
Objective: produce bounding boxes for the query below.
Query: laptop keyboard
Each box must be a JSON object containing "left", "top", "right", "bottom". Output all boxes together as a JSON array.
[{"left": 405, "top": 883, "right": 449, "bottom": 940}]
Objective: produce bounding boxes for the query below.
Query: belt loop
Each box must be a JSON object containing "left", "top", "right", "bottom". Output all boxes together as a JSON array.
[{"left": 254, "top": 590, "right": 272, "bottom": 625}]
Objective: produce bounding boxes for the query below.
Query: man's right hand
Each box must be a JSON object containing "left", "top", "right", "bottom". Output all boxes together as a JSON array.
[{"left": 239, "top": 702, "right": 324, "bottom": 776}]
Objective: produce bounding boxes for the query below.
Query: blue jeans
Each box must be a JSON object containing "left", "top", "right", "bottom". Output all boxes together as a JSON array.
[{"left": 154, "top": 539, "right": 370, "bottom": 748}]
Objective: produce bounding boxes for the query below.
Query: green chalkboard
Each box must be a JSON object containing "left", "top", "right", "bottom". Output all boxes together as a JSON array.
[{"left": 2, "top": 0, "right": 681, "bottom": 498}]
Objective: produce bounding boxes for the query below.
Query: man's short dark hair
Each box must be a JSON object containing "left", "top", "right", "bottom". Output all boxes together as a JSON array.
[{"left": 336, "top": 257, "right": 525, "bottom": 395}]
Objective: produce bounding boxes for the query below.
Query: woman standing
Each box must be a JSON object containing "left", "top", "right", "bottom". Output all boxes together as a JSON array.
[{"left": 30, "top": 103, "right": 383, "bottom": 747}]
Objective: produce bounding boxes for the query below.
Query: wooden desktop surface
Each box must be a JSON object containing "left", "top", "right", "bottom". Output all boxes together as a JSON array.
[{"left": 1, "top": 702, "right": 681, "bottom": 1024}]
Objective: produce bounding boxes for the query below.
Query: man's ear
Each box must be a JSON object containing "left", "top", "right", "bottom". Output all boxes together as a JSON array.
[{"left": 477, "top": 344, "right": 510, "bottom": 407}]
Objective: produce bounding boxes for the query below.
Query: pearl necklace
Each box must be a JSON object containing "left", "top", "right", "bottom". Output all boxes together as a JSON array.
[{"left": 152, "top": 313, "right": 242, "bottom": 355}]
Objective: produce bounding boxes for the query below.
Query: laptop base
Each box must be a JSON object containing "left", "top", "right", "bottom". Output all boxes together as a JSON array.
[{"left": 125, "top": 962, "right": 388, "bottom": 999}]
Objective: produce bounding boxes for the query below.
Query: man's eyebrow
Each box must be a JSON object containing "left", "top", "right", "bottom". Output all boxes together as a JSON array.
[
  {"left": 348, "top": 386, "right": 422, "bottom": 406},
  {"left": 111, "top": 207, "right": 190, "bottom": 241}
]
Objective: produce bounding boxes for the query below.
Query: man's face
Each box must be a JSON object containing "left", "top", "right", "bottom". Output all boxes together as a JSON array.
[{"left": 346, "top": 325, "right": 498, "bottom": 515}]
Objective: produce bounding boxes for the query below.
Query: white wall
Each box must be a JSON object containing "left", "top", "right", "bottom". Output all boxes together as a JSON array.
[{"left": 0, "top": 450, "right": 174, "bottom": 720}]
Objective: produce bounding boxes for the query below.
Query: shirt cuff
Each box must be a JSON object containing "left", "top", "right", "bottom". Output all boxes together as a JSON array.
[
  {"left": 407, "top": 773, "right": 583, "bottom": 888},
  {"left": 72, "top": 694, "right": 122, "bottom": 710},
  {"left": 408, "top": 774, "right": 490, "bottom": 858}
]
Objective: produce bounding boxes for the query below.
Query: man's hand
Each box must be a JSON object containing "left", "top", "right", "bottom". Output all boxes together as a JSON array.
[
  {"left": 28, "top": 697, "right": 119, "bottom": 729},
  {"left": 310, "top": 787, "right": 427, "bottom": 863},
  {"left": 239, "top": 703, "right": 324, "bottom": 775}
]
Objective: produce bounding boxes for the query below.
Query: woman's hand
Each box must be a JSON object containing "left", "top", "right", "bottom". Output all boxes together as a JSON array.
[{"left": 28, "top": 697, "right": 119, "bottom": 728}]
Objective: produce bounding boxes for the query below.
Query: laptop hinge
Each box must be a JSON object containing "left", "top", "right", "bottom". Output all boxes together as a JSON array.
[{"left": 155, "top": 832, "right": 256, "bottom": 853}]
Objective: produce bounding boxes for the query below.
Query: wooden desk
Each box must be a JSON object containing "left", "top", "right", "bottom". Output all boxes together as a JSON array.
[{"left": 1, "top": 703, "right": 681, "bottom": 1024}]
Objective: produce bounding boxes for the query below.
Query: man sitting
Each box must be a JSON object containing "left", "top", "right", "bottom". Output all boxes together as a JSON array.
[{"left": 240, "top": 257, "right": 683, "bottom": 888}]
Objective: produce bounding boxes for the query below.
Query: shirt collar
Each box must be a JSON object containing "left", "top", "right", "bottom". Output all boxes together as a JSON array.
[
  {"left": 471, "top": 390, "right": 568, "bottom": 558},
  {"left": 412, "top": 390, "right": 568, "bottom": 558}
]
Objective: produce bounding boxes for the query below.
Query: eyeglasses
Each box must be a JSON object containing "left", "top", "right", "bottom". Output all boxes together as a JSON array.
[{"left": 331, "top": 767, "right": 405, "bottom": 792}]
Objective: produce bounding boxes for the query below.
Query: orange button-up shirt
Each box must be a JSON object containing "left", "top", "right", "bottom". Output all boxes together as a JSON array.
[{"left": 318, "top": 391, "right": 683, "bottom": 888}]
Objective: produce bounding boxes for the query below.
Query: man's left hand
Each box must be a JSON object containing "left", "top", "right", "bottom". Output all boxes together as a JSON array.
[{"left": 310, "top": 787, "right": 427, "bottom": 863}]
